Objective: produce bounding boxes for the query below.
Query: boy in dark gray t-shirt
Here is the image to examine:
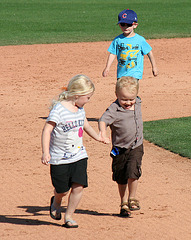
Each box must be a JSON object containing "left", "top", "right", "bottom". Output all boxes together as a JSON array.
[{"left": 99, "top": 76, "right": 144, "bottom": 217}]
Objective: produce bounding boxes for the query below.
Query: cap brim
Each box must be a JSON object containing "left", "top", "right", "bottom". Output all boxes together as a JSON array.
[
  {"left": 118, "top": 20, "right": 137, "bottom": 24},
  {"left": 117, "top": 19, "right": 137, "bottom": 24}
]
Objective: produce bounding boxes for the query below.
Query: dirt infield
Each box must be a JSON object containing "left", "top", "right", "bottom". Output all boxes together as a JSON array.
[{"left": 0, "top": 38, "right": 191, "bottom": 240}]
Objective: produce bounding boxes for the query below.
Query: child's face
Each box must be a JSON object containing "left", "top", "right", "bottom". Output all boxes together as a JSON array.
[
  {"left": 116, "top": 88, "right": 137, "bottom": 110},
  {"left": 119, "top": 23, "right": 138, "bottom": 36},
  {"left": 75, "top": 92, "right": 93, "bottom": 108}
]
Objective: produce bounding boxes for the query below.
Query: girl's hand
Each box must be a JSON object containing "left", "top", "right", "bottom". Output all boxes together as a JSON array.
[
  {"left": 103, "top": 137, "right": 110, "bottom": 144},
  {"left": 99, "top": 132, "right": 110, "bottom": 144},
  {"left": 41, "top": 153, "right": 51, "bottom": 165}
]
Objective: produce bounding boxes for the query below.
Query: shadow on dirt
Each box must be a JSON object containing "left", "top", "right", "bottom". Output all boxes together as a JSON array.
[
  {"left": 0, "top": 205, "right": 122, "bottom": 226},
  {"left": 0, "top": 215, "right": 60, "bottom": 226}
]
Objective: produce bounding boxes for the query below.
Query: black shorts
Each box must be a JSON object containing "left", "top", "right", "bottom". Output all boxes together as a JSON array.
[
  {"left": 111, "top": 144, "right": 144, "bottom": 184},
  {"left": 50, "top": 158, "right": 88, "bottom": 193}
]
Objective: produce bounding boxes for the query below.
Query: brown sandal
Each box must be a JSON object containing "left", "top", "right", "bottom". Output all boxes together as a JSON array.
[
  {"left": 120, "top": 202, "right": 131, "bottom": 217},
  {"left": 128, "top": 198, "right": 140, "bottom": 211}
]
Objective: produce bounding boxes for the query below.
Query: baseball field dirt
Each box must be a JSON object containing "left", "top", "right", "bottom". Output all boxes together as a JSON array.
[{"left": 0, "top": 38, "right": 191, "bottom": 240}]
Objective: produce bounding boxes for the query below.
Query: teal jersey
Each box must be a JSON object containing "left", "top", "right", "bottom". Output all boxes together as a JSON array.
[{"left": 108, "top": 33, "right": 152, "bottom": 79}]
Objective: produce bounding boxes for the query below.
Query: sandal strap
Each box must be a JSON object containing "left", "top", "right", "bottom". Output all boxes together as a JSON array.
[
  {"left": 120, "top": 202, "right": 131, "bottom": 217},
  {"left": 120, "top": 202, "right": 130, "bottom": 212},
  {"left": 128, "top": 198, "right": 140, "bottom": 207},
  {"left": 65, "top": 219, "right": 77, "bottom": 225},
  {"left": 120, "top": 202, "right": 128, "bottom": 207},
  {"left": 128, "top": 198, "right": 139, "bottom": 203}
]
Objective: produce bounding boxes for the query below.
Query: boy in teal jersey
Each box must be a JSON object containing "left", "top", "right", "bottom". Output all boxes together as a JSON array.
[{"left": 102, "top": 9, "right": 158, "bottom": 80}]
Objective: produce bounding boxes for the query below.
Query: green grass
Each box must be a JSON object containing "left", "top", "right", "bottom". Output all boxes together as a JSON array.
[
  {"left": 143, "top": 117, "right": 191, "bottom": 159},
  {"left": 0, "top": 0, "right": 190, "bottom": 46}
]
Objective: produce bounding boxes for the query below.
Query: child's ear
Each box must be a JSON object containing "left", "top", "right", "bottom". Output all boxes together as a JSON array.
[
  {"left": 133, "top": 23, "right": 138, "bottom": 29},
  {"left": 75, "top": 95, "right": 79, "bottom": 101}
]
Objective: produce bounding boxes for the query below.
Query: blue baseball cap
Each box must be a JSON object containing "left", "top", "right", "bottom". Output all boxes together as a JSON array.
[{"left": 118, "top": 9, "right": 138, "bottom": 24}]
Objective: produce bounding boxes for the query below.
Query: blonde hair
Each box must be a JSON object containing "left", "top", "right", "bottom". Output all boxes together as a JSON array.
[
  {"left": 50, "top": 74, "right": 95, "bottom": 110},
  {"left": 116, "top": 76, "right": 139, "bottom": 94}
]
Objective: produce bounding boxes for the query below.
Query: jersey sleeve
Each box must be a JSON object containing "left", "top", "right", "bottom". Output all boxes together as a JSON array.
[
  {"left": 141, "top": 37, "right": 152, "bottom": 55},
  {"left": 108, "top": 38, "right": 118, "bottom": 55}
]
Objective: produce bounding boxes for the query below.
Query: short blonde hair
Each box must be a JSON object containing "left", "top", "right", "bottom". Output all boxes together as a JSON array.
[
  {"left": 50, "top": 74, "right": 95, "bottom": 109},
  {"left": 116, "top": 76, "right": 139, "bottom": 94}
]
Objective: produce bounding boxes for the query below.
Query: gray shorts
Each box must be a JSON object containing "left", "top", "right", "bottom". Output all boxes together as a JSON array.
[
  {"left": 50, "top": 158, "right": 88, "bottom": 193},
  {"left": 111, "top": 144, "right": 144, "bottom": 184}
]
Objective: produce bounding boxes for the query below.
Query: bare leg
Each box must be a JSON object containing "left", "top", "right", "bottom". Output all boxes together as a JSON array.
[
  {"left": 118, "top": 184, "right": 128, "bottom": 204},
  {"left": 118, "top": 183, "right": 131, "bottom": 217},
  {"left": 53, "top": 189, "right": 68, "bottom": 209},
  {"left": 50, "top": 189, "right": 68, "bottom": 219},
  {"left": 65, "top": 183, "right": 84, "bottom": 225},
  {"left": 128, "top": 178, "right": 138, "bottom": 199},
  {"left": 128, "top": 178, "right": 140, "bottom": 210}
]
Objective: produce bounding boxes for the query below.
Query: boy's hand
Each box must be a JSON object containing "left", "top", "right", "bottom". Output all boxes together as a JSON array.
[
  {"left": 101, "top": 136, "right": 110, "bottom": 144},
  {"left": 152, "top": 66, "right": 158, "bottom": 76},
  {"left": 102, "top": 68, "right": 109, "bottom": 77},
  {"left": 102, "top": 53, "right": 116, "bottom": 77},
  {"left": 41, "top": 153, "right": 51, "bottom": 165},
  {"left": 99, "top": 131, "right": 110, "bottom": 144}
]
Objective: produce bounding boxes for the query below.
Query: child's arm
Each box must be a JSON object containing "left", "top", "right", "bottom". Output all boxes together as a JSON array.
[
  {"left": 99, "top": 120, "right": 110, "bottom": 143},
  {"left": 41, "top": 121, "right": 55, "bottom": 165},
  {"left": 147, "top": 51, "right": 158, "bottom": 76},
  {"left": 84, "top": 118, "right": 109, "bottom": 143},
  {"left": 102, "top": 53, "right": 116, "bottom": 77},
  {"left": 83, "top": 117, "right": 101, "bottom": 141}
]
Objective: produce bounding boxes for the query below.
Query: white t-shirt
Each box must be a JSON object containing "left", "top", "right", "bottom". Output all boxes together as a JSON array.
[{"left": 47, "top": 102, "right": 88, "bottom": 165}]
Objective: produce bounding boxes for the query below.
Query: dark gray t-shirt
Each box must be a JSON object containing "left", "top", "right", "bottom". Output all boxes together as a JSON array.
[{"left": 100, "top": 97, "right": 143, "bottom": 149}]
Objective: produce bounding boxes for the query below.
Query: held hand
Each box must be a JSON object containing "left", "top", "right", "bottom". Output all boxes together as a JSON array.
[
  {"left": 41, "top": 153, "right": 51, "bottom": 165},
  {"left": 98, "top": 132, "right": 111, "bottom": 144},
  {"left": 103, "top": 137, "right": 111, "bottom": 144}
]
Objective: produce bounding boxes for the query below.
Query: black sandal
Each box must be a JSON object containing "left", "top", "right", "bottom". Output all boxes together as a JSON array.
[
  {"left": 63, "top": 219, "right": 78, "bottom": 228},
  {"left": 50, "top": 196, "right": 62, "bottom": 220}
]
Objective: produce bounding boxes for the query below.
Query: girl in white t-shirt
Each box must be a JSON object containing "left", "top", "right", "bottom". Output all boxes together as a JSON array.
[{"left": 41, "top": 74, "right": 108, "bottom": 228}]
